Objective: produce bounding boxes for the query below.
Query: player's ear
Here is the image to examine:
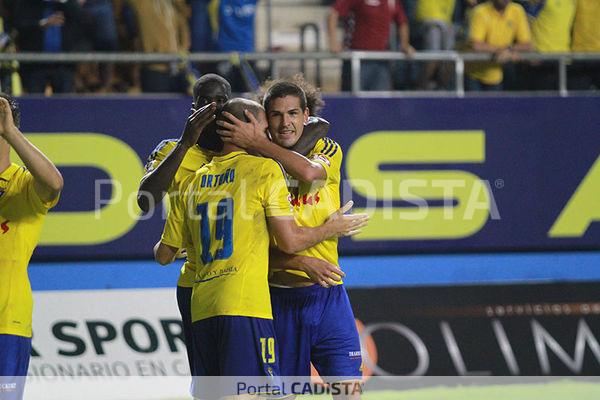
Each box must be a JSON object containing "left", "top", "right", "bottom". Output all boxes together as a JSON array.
[{"left": 303, "top": 107, "right": 309, "bottom": 123}]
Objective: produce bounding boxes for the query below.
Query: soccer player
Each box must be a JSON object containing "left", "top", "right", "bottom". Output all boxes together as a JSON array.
[
  {"left": 154, "top": 98, "right": 368, "bottom": 399},
  {"left": 0, "top": 94, "right": 63, "bottom": 400},
  {"left": 139, "top": 74, "right": 339, "bottom": 377},
  {"left": 217, "top": 81, "right": 364, "bottom": 399}
]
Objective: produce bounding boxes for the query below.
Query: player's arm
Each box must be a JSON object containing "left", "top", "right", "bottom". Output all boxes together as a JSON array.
[
  {"left": 217, "top": 110, "right": 327, "bottom": 184},
  {"left": 154, "top": 241, "right": 179, "bottom": 265},
  {"left": 137, "top": 102, "right": 216, "bottom": 212},
  {"left": 328, "top": 9, "right": 343, "bottom": 53},
  {"left": 269, "top": 247, "right": 345, "bottom": 287},
  {"left": 289, "top": 116, "right": 329, "bottom": 156},
  {"left": 267, "top": 201, "right": 368, "bottom": 254},
  {"left": 0, "top": 98, "right": 63, "bottom": 203}
]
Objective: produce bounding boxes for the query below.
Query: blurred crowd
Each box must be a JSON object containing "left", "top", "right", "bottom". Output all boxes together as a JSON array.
[{"left": 0, "top": 0, "right": 597, "bottom": 95}]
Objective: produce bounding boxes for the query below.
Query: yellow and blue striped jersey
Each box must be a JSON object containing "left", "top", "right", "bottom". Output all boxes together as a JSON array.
[
  {"left": 161, "top": 151, "right": 293, "bottom": 322},
  {"left": 0, "top": 164, "right": 59, "bottom": 337},
  {"left": 143, "top": 140, "right": 214, "bottom": 287},
  {"left": 274, "top": 137, "right": 343, "bottom": 284}
]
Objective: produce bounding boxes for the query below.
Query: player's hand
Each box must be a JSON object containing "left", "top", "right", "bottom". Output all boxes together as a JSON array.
[
  {"left": 330, "top": 42, "right": 343, "bottom": 54},
  {"left": 327, "top": 200, "right": 370, "bottom": 237},
  {"left": 41, "top": 11, "right": 65, "bottom": 27},
  {"left": 299, "top": 256, "right": 345, "bottom": 288},
  {"left": 179, "top": 102, "right": 216, "bottom": 149},
  {"left": 216, "top": 109, "right": 269, "bottom": 152},
  {"left": 401, "top": 43, "right": 416, "bottom": 57},
  {"left": 493, "top": 48, "right": 513, "bottom": 64},
  {"left": 175, "top": 248, "right": 187, "bottom": 259},
  {"left": 0, "top": 97, "right": 17, "bottom": 139}
]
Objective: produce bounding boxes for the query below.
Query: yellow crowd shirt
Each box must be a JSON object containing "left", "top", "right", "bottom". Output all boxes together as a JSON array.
[
  {"left": 161, "top": 152, "right": 293, "bottom": 322},
  {"left": 571, "top": 0, "right": 600, "bottom": 52},
  {"left": 415, "top": 0, "right": 456, "bottom": 24},
  {"left": 529, "top": 0, "right": 576, "bottom": 52},
  {"left": 142, "top": 140, "right": 213, "bottom": 287},
  {"left": 466, "top": 2, "right": 531, "bottom": 85},
  {"left": 274, "top": 137, "right": 343, "bottom": 284},
  {"left": 0, "top": 164, "right": 58, "bottom": 337}
]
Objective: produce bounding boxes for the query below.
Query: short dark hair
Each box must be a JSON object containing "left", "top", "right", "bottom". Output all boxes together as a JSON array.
[
  {"left": 262, "top": 81, "right": 307, "bottom": 114},
  {"left": 219, "top": 98, "right": 264, "bottom": 124},
  {"left": 0, "top": 93, "right": 20, "bottom": 128},
  {"left": 259, "top": 74, "right": 324, "bottom": 116},
  {"left": 193, "top": 74, "right": 231, "bottom": 104}
]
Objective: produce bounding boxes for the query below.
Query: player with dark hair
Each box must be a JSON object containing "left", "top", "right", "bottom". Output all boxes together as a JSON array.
[
  {"left": 0, "top": 94, "right": 63, "bottom": 400},
  {"left": 154, "top": 98, "right": 367, "bottom": 398},
  {"left": 218, "top": 82, "right": 364, "bottom": 398},
  {"left": 139, "top": 74, "right": 345, "bottom": 378}
]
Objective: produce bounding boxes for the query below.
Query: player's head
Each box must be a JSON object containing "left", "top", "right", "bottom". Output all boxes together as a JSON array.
[
  {"left": 0, "top": 93, "right": 20, "bottom": 129},
  {"left": 0, "top": 93, "right": 19, "bottom": 158},
  {"left": 219, "top": 98, "right": 268, "bottom": 147},
  {"left": 492, "top": 0, "right": 511, "bottom": 11},
  {"left": 259, "top": 74, "right": 324, "bottom": 117},
  {"left": 262, "top": 82, "right": 309, "bottom": 149},
  {"left": 193, "top": 74, "right": 231, "bottom": 111},
  {"left": 192, "top": 74, "right": 231, "bottom": 151}
]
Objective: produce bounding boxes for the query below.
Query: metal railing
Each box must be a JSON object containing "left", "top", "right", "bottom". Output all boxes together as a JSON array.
[{"left": 1, "top": 50, "right": 599, "bottom": 96}]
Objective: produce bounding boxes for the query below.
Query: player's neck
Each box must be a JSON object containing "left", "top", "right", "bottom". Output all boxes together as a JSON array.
[
  {"left": 218, "top": 142, "right": 246, "bottom": 156},
  {"left": 0, "top": 142, "right": 9, "bottom": 173}
]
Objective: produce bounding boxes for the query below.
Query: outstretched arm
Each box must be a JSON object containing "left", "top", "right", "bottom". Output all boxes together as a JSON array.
[
  {"left": 268, "top": 201, "right": 369, "bottom": 254},
  {"left": 137, "top": 102, "right": 216, "bottom": 212},
  {"left": 0, "top": 98, "right": 63, "bottom": 203},
  {"left": 217, "top": 110, "right": 327, "bottom": 183}
]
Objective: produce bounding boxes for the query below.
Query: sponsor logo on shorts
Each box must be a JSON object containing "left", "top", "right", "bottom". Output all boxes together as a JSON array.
[{"left": 0, "top": 382, "right": 17, "bottom": 391}]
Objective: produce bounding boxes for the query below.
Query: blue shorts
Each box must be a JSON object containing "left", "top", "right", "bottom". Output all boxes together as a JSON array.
[
  {"left": 270, "top": 284, "right": 362, "bottom": 381},
  {"left": 176, "top": 286, "right": 194, "bottom": 375},
  {"left": 190, "top": 316, "right": 281, "bottom": 398},
  {"left": 0, "top": 334, "right": 31, "bottom": 400}
]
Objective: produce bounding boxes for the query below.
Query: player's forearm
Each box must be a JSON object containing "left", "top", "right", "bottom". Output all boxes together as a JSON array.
[
  {"left": 261, "top": 140, "right": 326, "bottom": 184},
  {"left": 513, "top": 42, "right": 534, "bottom": 52},
  {"left": 269, "top": 247, "right": 308, "bottom": 271},
  {"left": 4, "top": 127, "right": 63, "bottom": 200},
  {"left": 138, "top": 142, "right": 189, "bottom": 212},
  {"left": 399, "top": 24, "right": 411, "bottom": 49},
  {"left": 290, "top": 117, "right": 329, "bottom": 156},
  {"left": 280, "top": 223, "right": 337, "bottom": 254},
  {"left": 470, "top": 39, "right": 500, "bottom": 53}
]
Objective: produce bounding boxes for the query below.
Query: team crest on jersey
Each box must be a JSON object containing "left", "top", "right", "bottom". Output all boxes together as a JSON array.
[
  {"left": 310, "top": 154, "right": 331, "bottom": 167},
  {"left": 144, "top": 159, "right": 157, "bottom": 173}
]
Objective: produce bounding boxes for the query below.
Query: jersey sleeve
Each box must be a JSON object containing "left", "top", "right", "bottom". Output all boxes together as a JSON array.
[
  {"left": 261, "top": 160, "right": 294, "bottom": 218},
  {"left": 160, "top": 172, "right": 194, "bottom": 248},
  {"left": 514, "top": 5, "right": 532, "bottom": 43},
  {"left": 308, "top": 137, "right": 343, "bottom": 183},
  {"left": 141, "top": 139, "right": 177, "bottom": 179},
  {"left": 394, "top": 0, "right": 408, "bottom": 26},
  {"left": 469, "top": 6, "right": 487, "bottom": 43},
  {"left": 333, "top": 0, "right": 358, "bottom": 19},
  {"left": 21, "top": 168, "right": 59, "bottom": 213}
]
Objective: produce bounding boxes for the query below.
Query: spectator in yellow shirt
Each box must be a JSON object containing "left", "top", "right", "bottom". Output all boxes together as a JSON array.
[
  {"left": 569, "top": 0, "right": 600, "bottom": 91},
  {"left": 518, "top": 0, "right": 576, "bottom": 90},
  {"left": 465, "top": 0, "right": 533, "bottom": 91}
]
